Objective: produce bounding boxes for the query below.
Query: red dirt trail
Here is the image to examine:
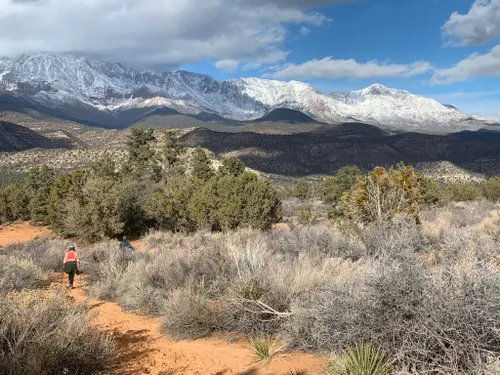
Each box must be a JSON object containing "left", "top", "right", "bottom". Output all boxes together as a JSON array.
[{"left": 1, "top": 223, "right": 329, "bottom": 375}]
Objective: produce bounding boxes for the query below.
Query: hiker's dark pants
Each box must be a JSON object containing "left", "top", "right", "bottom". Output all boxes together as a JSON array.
[{"left": 64, "top": 261, "right": 78, "bottom": 287}]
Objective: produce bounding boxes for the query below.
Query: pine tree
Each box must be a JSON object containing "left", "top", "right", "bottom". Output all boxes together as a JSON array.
[
  {"left": 124, "top": 127, "right": 161, "bottom": 182},
  {"left": 28, "top": 166, "right": 55, "bottom": 224},
  {"left": 218, "top": 157, "right": 246, "bottom": 177},
  {"left": 162, "top": 131, "right": 186, "bottom": 177},
  {"left": 191, "top": 148, "right": 214, "bottom": 182},
  {"left": 292, "top": 178, "right": 310, "bottom": 200}
]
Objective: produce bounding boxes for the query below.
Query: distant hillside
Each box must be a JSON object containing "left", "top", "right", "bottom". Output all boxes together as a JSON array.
[
  {"left": 0, "top": 121, "right": 74, "bottom": 152},
  {"left": 255, "top": 108, "right": 319, "bottom": 124},
  {"left": 180, "top": 123, "right": 500, "bottom": 177}
]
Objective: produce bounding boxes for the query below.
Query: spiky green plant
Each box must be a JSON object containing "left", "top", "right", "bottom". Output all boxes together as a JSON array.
[
  {"left": 287, "top": 370, "right": 308, "bottom": 375},
  {"left": 325, "top": 343, "right": 395, "bottom": 375},
  {"left": 250, "top": 337, "right": 285, "bottom": 365}
]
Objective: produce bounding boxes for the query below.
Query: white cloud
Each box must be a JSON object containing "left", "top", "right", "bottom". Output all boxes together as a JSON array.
[
  {"left": 431, "top": 45, "right": 500, "bottom": 84},
  {"left": 241, "top": 62, "right": 263, "bottom": 71},
  {"left": 443, "top": 0, "right": 500, "bottom": 46},
  {"left": 266, "top": 57, "right": 432, "bottom": 79},
  {"left": 240, "top": 0, "right": 354, "bottom": 7},
  {"left": 300, "top": 27, "right": 312, "bottom": 36},
  {"left": 215, "top": 59, "right": 240, "bottom": 72},
  {"left": 0, "top": 0, "right": 330, "bottom": 68}
]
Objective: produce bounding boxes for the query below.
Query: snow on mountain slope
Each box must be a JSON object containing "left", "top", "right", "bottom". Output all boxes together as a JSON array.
[
  {"left": 329, "top": 84, "right": 468, "bottom": 128},
  {"left": 0, "top": 53, "right": 495, "bottom": 132}
]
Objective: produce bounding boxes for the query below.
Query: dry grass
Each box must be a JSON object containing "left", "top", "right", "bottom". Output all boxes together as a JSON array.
[
  {"left": 0, "top": 288, "right": 115, "bottom": 375},
  {"left": 0, "top": 256, "right": 47, "bottom": 294},
  {"left": 77, "top": 201, "right": 500, "bottom": 374}
]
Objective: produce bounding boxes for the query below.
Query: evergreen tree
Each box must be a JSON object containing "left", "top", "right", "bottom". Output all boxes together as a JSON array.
[
  {"left": 191, "top": 148, "right": 214, "bottom": 181},
  {"left": 218, "top": 157, "right": 246, "bottom": 177},
  {"left": 0, "top": 184, "right": 30, "bottom": 223},
  {"left": 145, "top": 176, "right": 198, "bottom": 232},
  {"left": 124, "top": 127, "right": 161, "bottom": 182},
  {"left": 483, "top": 177, "right": 500, "bottom": 202},
  {"left": 292, "top": 178, "right": 311, "bottom": 200},
  {"left": 92, "top": 156, "right": 117, "bottom": 179},
  {"left": 28, "top": 166, "right": 55, "bottom": 224},
  {"left": 162, "top": 130, "right": 186, "bottom": 177},
  {"left": 48, "top": 170, "right": 87, "bottom": 234},
  {"left": 242, "top": 174, "right": 282, "bottom": 230},
  {"left": 321, "top": 166, "right": 360, "bottom": 205}
]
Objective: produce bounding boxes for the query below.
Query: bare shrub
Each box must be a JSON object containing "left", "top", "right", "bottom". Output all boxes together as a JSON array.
[
  {"left": 266, "top": 224, "right": 365, "bottom": 260},
  {"left": 287, "top": 255, "right": 500, "bottom": 374},
  {"left": 0, "top": 289, "right": 115, "bottom": 375},
  {"left": 161, "top": 288, "right": 223, "bottom": 340},
  {"left": 360, "top": 218, "right": 426, "bottom": 259},
  {"left": 282, "top": 198, "right": 303, "bottom": 219},
  {"left": 0, "top": 239, "right": 68, "bottom": 272},
  {"left": 0, "top": 256, "right": 47, "bottom": 293},
  {"left": 93, "top": 244, "right": 233, "bottom": 315}
]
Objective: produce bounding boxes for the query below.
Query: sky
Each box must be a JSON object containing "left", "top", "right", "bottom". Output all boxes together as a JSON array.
[{"left": 1, "top": 0, "right": 500, "bottom": 116}]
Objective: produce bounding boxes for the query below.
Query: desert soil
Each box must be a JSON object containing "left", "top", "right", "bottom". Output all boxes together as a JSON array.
[
  {"left": 0, "top": 223, "right": 329, "bottom": 375},
  {"left": 0, "top": 221, "right": 51, "bottom": 247}
]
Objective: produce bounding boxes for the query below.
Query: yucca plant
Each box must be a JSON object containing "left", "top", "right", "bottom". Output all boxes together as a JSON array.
[
  {"left": 325, "top": 343, "right": 395, "bottom": 375},
  {"left": 250, "top": 337, "right": 285, "bottom": 365}
]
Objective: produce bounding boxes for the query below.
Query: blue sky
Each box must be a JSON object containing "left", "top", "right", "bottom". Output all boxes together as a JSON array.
[
  {"left": 182, "top": 0, "right": 500, "bottom": 116},
  {"left": 2, "top": 0, "right": 500, "bottom": 116}
]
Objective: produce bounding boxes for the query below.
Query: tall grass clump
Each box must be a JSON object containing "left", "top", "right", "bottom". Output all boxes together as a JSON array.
[
  {"left": 0, "top": 256, "right": 47, "bottom": 293},
  {"left": 161, "top": 288, "right": 223, "bottom": 339},
  {"left": 0, "top": 289, "right": 115, "bottom": 375},
  {"left": 0, "top": 239, "right": 68, "bottom": 272}
]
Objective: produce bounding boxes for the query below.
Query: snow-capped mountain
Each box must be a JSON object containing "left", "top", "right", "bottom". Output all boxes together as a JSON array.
[{"left": 0, "top": 53, "right": 496, "bottom": 132}]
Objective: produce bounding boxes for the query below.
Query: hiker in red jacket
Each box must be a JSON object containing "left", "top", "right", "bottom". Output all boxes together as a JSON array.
[{"left": 63, "top": 245, "right": 80, "bottom": 289}]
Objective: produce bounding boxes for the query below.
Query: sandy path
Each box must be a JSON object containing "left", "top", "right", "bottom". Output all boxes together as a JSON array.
[
  {"left": 0, "top": 223, "right": 327, "bottom": 375},
  {"left": 0, "top": 222, "right": 51, "bottom": 247},
  {"left": 69, "top": 283, "right": 327, "bottom": 375}
]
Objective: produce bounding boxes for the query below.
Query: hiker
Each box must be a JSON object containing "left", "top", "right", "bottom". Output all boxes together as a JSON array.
[
  {"left": 63, "top": 245, "right": 80, "bottom": 289},
  {"left": 119, "top": 236, "right": 134, "bottom": 251}
]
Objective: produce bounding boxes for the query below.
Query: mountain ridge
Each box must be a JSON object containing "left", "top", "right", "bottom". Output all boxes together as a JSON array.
[{"left": 0, "top": 53, "right": 498, "bottom": 132}]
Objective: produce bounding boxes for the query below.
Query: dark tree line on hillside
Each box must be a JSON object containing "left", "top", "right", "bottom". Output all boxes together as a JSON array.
[
  {"left": 3, "top": 127, "right": 500, "bottom": 239},
  {"left": 0, "top": 128, "right": 282, "bottom": 242}
]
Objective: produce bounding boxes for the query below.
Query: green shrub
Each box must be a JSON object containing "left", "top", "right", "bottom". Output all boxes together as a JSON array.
[
  {"left": 341, "top": 164, "right": 422, "bottom": 223},
  {"left": 292, "top": 178, "right": 311, "bottom": 201},
  {"left": 28, "top": 166, "right": 54, "bottom": 224},
  {"left": 483, "top": 177, "right": 500, "bottom": 202},
  {"left": 446, "top": 182, "right": 479, "bottom": 202},
  {"left": 297, "top": 203, "right": 313, "bottom": 225},
  {"left": 0, "top": 184, "right": 30, "bottom": 223},
  {"left": 191, "top": 148, "right": 214, "bottom": 181},
  {"left": 190, "top": 171, "right": 282, "bottom": 231},
  {"left": 145, "top": 177, "right": 198, "bottom": 232},
  {"left": 218, "top": 157, "right": 246, "bottom": 177},
  {"left": 321, "top": 166, "right": 360, "bottom": 205},
  {"left": 420, "top": 177, "right": 448, "bottom": 206}
]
